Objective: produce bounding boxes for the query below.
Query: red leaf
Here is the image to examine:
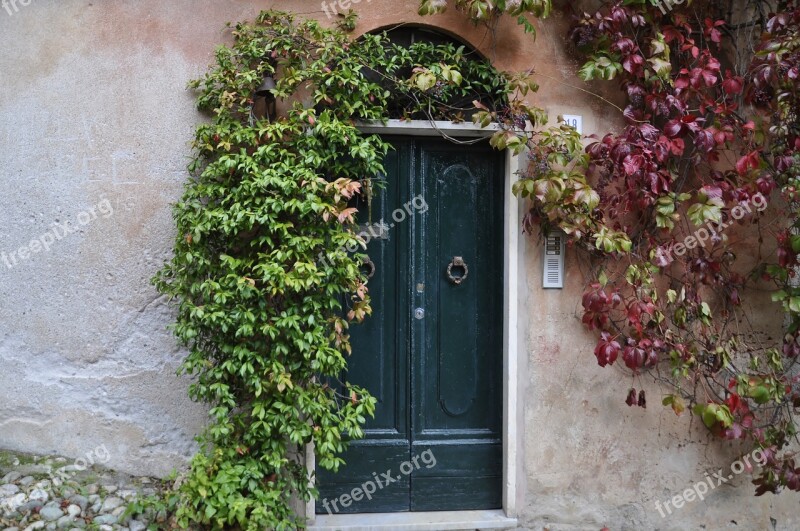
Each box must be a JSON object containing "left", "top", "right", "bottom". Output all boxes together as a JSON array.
[
  {"left": 735, "top": 151, "right": 760, "bottom": 175},
  {"left": 623, "top": 54, "right": 644, "bottom": 74},
  {"left": 594, "top": 332, "right": 621, "bottom": 367},
  {"left": 669, "top": 138, "right": 685, "bottom": 156},
  {"left": 723, "top": 75, "right": 743, "bottom": 95},
  {"left": 623, "top": 345, "right": 645, "bottom": 370},
  {"left": 613, "top": 38, "right": 636, "bottom": 54},
  {"left": 623, "top": 154, "right": 644, "bottom": 175},
  {"left": 701, "top": 185, "right": 723, "bottom": 199},
  {"left": 730, "top": 288, "right": 741, "bottom": 306},
  {"left": 626, "top": 388, "right": 637, "bottom": 406},
  {"left": 665, "top": 120, "right": 684, "bottom": 138},
  {"left": 701, "top": 69, "right": 718, "bottom": 86}
]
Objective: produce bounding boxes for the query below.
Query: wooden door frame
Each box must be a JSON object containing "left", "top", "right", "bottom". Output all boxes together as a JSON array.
[{"left": 306, "top": 120, "right": 522, "bottom": 530}]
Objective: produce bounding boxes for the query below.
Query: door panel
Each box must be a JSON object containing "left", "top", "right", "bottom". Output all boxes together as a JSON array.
[
  {"left": 410, "top": 477, "right": 503, "bottom": 512},
  {"left": 411, "top": 142, "right": 504, "bottom": 511},
  {"left": 316, "top": 137, "right": 504, "bottom": 515},
  {"left": 315, "top": 140, "right": 411, "bottom": 514}
]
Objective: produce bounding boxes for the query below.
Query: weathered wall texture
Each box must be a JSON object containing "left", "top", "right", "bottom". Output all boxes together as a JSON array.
[{"left": 0, "top": 1, "right": 796, "bottom": 529}]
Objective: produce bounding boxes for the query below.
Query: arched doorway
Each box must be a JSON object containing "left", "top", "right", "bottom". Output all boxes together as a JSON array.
[
  {"left": 315, "top": 27, "right": 505, "bottom": 515},
  {"left": 356, "top": 25, "right": 508, "bottom": 121}
]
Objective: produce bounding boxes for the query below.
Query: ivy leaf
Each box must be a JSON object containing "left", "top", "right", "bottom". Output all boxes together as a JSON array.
[
  {"left": 572, "top": 184, "right": 600, "bottom": 210},
  {"left": 723, "top": 75, "right": 743, "bottom": 95},
  {"left": 749, "top": 385, "right": 771, "bottom": 404},
  {"left": 623, "top": 154, "right": 644, "bottom": 175},
  {"left": 664, "top": 120, "right": 684, "bottom": 138},
  {"left": 594, "top": 331, "right": 621, "bottom": 367},
  {"left": 648, "top": 57, "right": 672, "bottom": 77},
  {"left": 662, "top": 395, "right": 686, "bottom": 415},
  {"left": 666, "top": 289, "right": 677, "bottom": 303},
  {"left": 517, "top": 15, "right": 538, "bottom": 36},
  {"left": 418, "top": 0, "right": 448, "bottom": 15},
  {"left": 578, "top": 61, "right": 597, "bottom": 81},
  {"left": 693, "top": 403, "right": 734, "bottom": 429},
  {"left": 735, "top": 150, "right": 761, "bottom": 175},
  {"left": 413, "top": 71, "right": 437, "bottom": 91},
  {"left": 771, "top": 290, "right": 787, "bottom": 302}
]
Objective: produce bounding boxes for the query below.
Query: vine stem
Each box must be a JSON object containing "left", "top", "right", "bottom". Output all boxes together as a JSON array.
[{"left": 532, "top": 70, "right": 630, "bottom": 118}]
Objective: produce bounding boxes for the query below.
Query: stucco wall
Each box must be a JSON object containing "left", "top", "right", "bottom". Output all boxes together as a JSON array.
[{"left": 0, "top": 1, "right": 796, "bottom": 529}]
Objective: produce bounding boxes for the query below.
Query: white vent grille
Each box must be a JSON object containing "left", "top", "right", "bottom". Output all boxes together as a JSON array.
[{"left": 543, "top": 231, "right": 565, "bottom": 289}]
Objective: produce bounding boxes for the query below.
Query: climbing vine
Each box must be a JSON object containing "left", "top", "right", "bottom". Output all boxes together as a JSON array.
[
  {"left": 421, "top": 0, "right": 800, "bottom": 496},
  {"left": 566, "top": 0, "right": 800, "bottom": 496},
  {"left": 153, "top": 10, "right": 515, "bottom": 529},
  {"left": 154, "top": 1, "right": 800, "bottom": 526},
  {"left": 418, "top": 0, "right": 552, "bottom": 34}
]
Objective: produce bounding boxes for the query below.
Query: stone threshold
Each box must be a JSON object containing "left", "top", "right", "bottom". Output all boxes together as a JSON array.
[{"left": 308, "top": 509, "right": 517, "bottom": 530}]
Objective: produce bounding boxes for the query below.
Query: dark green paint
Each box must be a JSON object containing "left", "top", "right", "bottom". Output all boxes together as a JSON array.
[{"left": 316, "top": 137, "right": 504, "bottom": 514}]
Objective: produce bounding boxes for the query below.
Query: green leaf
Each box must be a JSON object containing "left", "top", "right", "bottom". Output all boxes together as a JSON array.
[
  {"left": 648, "top": 57, "right": 672, "bottom": 77},
  {"left": 662, "top": 394, "right": 685, "bottom": 415},
  {"left": 578, "top": 61, "right": 596, "bottom": 81},
  {"left": 772, "top": 290, "right": 788, "bottom": 302},
  {"left": 750, "top": 386, "right": 771, "bottom": 404}
]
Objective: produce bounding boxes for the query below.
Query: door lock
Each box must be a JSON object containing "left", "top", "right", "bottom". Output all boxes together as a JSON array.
[{"left": 414, "top": 308, "right": 425, "bottom": 320}]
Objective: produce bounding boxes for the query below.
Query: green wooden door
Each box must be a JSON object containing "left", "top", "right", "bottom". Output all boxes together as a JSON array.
[{"left": 316, "top": 137, "right": 504, "bottom": 514}]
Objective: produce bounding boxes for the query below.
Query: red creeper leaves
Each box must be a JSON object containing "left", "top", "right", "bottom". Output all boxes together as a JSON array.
[{"left": 568, "top": 0, "right": 800, "bottom": 497}]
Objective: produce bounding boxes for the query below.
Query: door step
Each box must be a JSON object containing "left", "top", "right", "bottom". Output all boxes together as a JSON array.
[{"left": 309, "top": 509, "right": 517, "bottom": 530}]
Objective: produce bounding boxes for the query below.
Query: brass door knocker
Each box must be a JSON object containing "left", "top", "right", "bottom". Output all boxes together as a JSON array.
[
  {"left": 446, "top": 256, "right": 468, "bottom": 285},
  {"left": 361, "top": 256, "right": 376, "bottom": 280}
]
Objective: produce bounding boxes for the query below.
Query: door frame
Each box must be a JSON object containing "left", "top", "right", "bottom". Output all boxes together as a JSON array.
[{"left": 306, "top": 120, "right": 522, "bottom": 530}]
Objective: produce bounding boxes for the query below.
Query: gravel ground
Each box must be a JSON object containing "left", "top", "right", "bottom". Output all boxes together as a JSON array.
[{"left": 0, "top": 450, "right": 175, "bottom": 531}]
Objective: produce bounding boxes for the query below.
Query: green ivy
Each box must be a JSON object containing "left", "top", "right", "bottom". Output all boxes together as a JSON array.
[
  {"left": 153, "top": 10, "right": 514, "bottom": 529},
  {"left": 418, "top": 0, "right": 552, "bottom": 36}
]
